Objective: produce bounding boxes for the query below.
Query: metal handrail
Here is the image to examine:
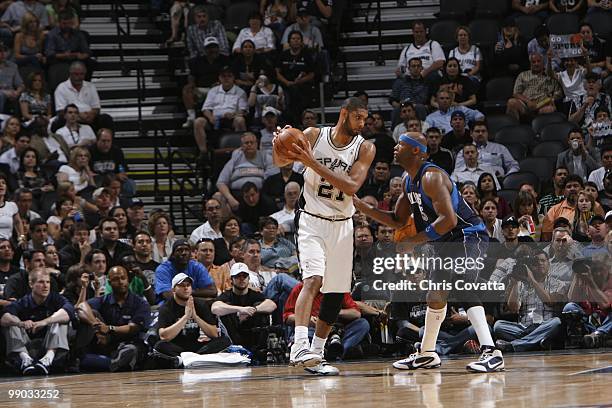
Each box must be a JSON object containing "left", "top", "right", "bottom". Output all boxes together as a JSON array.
[
  {"left": 111, "top": 0, "right": 131, "bottom": 75},
  {"left": 135, "top": 59, "right": 146, "bottom": 137},
  {"left": 364, "top": 0, "right": 385, "bottom": 66}
]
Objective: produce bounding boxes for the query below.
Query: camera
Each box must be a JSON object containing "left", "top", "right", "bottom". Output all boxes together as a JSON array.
[
  {"left": 572, "top": 258, "right": 592, "bottom": 275},
  {"left": 510, "top": 256, "right": 536, "bottom": 283}
]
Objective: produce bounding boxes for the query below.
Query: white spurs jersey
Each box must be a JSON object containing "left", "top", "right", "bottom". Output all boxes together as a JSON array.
[{"left": 300, "top": 126, "right": 365, "bottom": 218}]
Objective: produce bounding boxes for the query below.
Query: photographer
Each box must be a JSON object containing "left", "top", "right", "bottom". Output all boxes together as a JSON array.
[
  {"left": 582, "top": 215, "right": 609, "bottom": 258},
  {"left": 493, "top": 249, "right": 570, "bottom": 352},
  {"left": 563, "top": 259, "right": 611, "bottom": 348}
]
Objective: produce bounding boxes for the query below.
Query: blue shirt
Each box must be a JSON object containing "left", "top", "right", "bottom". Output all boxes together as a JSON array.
[
  {"left": 582, "top": 243, "right": 608, "bottom": 259},
  {"left": 155, "top": 260, "right": 214, "bottom": 302},
  {"left": 5, "top": 292, "right": 74, "bottom": 337},
  {"left": 425, "top": 106, "right": 484, "bottom": 134},
  {"left": 87, "top": 292, "right": 151, "bottom": 329}
]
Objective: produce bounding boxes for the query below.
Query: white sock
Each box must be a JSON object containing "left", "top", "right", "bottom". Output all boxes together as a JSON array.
[
  {"left": 40, "top": 350, "right": 55, "bottom": 365},
  {"left": 421, "top": 306, "right": 447, "bottom": 353},
  {"left": 19, "top": 352, "right": 33, "bottom": 365},
  {"left": 294, "top": 326, "right": 309, "bottom": 345},
  {"left": 310, "top": 335, "right": 327, "bottom": 355},
  {"left": 467, "top": 306, "right": 494, "bottom": 348},
  {"left": 187, "top": 109, "right": 195, "bottom": 120}
]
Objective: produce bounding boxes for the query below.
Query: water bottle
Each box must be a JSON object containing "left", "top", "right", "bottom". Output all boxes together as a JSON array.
[
  {"left": 214, "top": 115, "right": 222, "bottom": 130},
  {"left": 117, "top": 164, "right": 125, "bottom": 173}
]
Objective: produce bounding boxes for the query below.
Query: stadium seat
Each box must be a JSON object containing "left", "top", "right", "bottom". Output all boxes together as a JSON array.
[
  {"left": 217, "top": 132, "right": 243, "bottom": 150},
  {"left": 503, "top": 143, "right": 527, "bottom": 161},
  {"left": 225, "top": 1, "right": 259, "bottom": 31},
  {"left": 531, "top": 112, "right": 567, "bottom": 135},
  {"left": 474, "top": 0, "right": 508, "bottom": 18},
  {"left": 430, "top": 20, "right": 460, "bottom": 49},
  {"left": 583, "top": 10, "right": 612, "bottom": 38},
  {"left": 546, "top": 13, "right": 580, "bottom": 35},
  {"left": 519, "top": 157, "right": 554, "bottom": 183},
  {"left": 487, "top": 114, "right": 519, "bottom": 137},
  {"left": 203, "top": 4, "right": 223, "bottom": 21},
  {"left": 495, "top": 125, "right": 536, "bottom": 148},
  {"left": 539, "top": 122, "right": 579, "bottom": 144},
  {"left": 497, "top": 189, "right": 519, "bottom": 208},
  {"left": 437, "top": 0, "right": 474, "bottom": 20},
  {"left": 531, "top": 141, "right": 566, "bottom": 160},
  {"left": 468, "top": 19, "right": 500, "bottom": 47},
  {"left": 503, "top": 171, "right": 540, "bottom": 191},
  {"left": 514, "top": 15, "right": 542, "bottom": 41},
  {"left": 483, "top": 76, "right": 515, "bottom": 112}
]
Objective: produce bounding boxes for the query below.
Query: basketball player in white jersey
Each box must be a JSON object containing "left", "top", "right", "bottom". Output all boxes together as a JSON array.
[{"left": 272, "top": 97, "right": 375, "bottom": 375}]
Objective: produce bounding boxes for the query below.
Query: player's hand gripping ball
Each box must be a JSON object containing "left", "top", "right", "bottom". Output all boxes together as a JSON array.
[{"left": 274, "top": 127, "right": 307, "bottom": 161}]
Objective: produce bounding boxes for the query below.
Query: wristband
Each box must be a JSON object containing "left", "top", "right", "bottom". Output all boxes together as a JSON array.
[{"left": 425, "top": 224, "right": 441, "bottom": 240}]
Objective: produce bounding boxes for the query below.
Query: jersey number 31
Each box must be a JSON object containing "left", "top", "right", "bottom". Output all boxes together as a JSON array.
[{"left": 317, "top": 179, "right": 345, "bottom": 201}]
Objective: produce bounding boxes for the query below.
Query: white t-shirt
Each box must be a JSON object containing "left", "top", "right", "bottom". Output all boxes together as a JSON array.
[
  {"left": 449, "top": 45, "right": 482, "bottom": 77},
  {"left": 201, "top": 84, "right": 248, "bottom": 117},
  {"left": 54, "top": 80, "right": 101, "bottom": 112},
  {"left": 43, "top": 136, "right": 68, "bottom": 162},
  {"left": 57, "top": 165, "right": 89, "bottom": 192},
  {"left": 557, "top": 67, "right": 586, "bottom": 102},
  {"left": 56, "top": 124, "right": 97, "bottom": 148},
  {"left": 0, "top": 201, "right": 18, "bottom": 239},
  {"left": 397, "top": 40, "right": 445, "bottom": 71}
]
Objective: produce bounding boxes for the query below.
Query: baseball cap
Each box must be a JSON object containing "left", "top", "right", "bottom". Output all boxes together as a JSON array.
[
  {"left": 585, "top": 72, "right": 600, "bottom": 82},
  {"left": 606, "top": 210, "right": 612, "bottom": 222},
  {"left": 501, "top": 216, "right": 519, "bottom": 229},
  {"left": 589, "top": 215, "right": 605, "bottom": 225},
  {"left": 92, "top": 187, "right": 111, "bottom": 200},
  {"left": 171, "top": 272, "right": 193, "bottom": 287},
  {"left": 297, "top": 7, "right": 308, "bottom": 15},
  {"left": 262, "top": 106, "right": 280, "bottom": 117},
  {"left": 172, "top": 239, "right": 190, "bottom": 254},
  {"left": 451, "top": 110, "right": 466, "bottom": 120},
  {"left": 204, "top": 36, "right": 219, "bottom": 47},
  {"left": 230, "top": 262, "right": 250, "bottom": 277},
  {"left": 129, "top": 198, "right": 144, "bottom": 207}
]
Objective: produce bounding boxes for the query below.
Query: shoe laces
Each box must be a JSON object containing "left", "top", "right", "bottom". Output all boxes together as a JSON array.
[{"left": 479, "top": 349, "right": 495, "bottom": 361}]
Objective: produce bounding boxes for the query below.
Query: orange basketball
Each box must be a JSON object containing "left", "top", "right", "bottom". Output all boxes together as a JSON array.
[{"left": 275, "top": 127, "right": 306, "bottom": 158}]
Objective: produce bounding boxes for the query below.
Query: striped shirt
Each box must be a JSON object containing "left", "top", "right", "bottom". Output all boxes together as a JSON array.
[{"left": 518, "top": 275, "right": 569, "bottom": 325}]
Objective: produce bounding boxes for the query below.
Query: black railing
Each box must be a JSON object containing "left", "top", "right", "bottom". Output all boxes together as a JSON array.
[
  {"left": 111, "top": 0, "right": 131, "bottom": 75},
  {"left": 135, "top": 59, "right": 146, "bottom": 137},
  {"left": 365, "top": 0, "right": 385, "bottom": 66}
]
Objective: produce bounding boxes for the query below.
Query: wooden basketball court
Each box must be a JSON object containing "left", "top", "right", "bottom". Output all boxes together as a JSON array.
[{"left": 0, "top": 350, "right": 610, "bottom": 407}]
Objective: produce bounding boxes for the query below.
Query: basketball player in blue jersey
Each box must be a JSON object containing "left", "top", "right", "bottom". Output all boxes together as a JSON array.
[
  {"left": 355, "top": 132, "right": 505, "bottom": 373},
  {"left": 272, "top": 97, "right": 376, "bottom": 375}
]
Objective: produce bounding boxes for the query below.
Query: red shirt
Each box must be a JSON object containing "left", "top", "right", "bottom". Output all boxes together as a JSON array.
[{"left": 283, "top": 283, "right": 360, "bottom": 322}]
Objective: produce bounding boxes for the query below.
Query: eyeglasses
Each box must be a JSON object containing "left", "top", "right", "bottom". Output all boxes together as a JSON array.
[{"left": 206, "top": 205, "right": 221, "bottom": 211}]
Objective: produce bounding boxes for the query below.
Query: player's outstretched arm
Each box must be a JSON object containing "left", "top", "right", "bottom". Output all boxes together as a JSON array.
[{"left": 354, "top": 190, "right": 411, "bottom": 230}]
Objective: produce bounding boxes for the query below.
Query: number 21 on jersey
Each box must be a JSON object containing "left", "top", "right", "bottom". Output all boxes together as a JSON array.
[{"left": 317, "top": 178, "right": 345, "bottom": 201}]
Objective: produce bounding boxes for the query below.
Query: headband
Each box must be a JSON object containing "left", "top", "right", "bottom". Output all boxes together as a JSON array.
[{"left": 399, "top": 134, "right": 428, "bottom": 153}]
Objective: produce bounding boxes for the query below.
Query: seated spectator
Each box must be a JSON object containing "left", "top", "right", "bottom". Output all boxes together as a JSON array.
[
  {"left": 431, "top": 58, "right": 477, "bottom": 108},
  {"left": 283, "top": 282, "right": 370, "bottom": 361},
  {"left": 569, "top": 73, "right": 611, "bottom": 131},
  {"left": 391, "top": 101, "right": 429, "bottom": 143},
  {"left": 425, "top": 127, "right": 454, "bottom": 175},
  {"left": 56, "top": 146, "right": 96, "bottom": 195},
  {"left": 148, "top": 211, "right": 176, "bottom": 264},
  {"left": 460, "top": 182, "right": 481, "bottom": 212},
  {"left": 0, "top": 238, "right": 20, "bottom": 297},
  {"left": 211, "top": 262, "right": 277, "bottom": 352},
  {"left": 539, "top": 166, "right": 569, "bottom": 215},
  {"left": 556, "top": 130, "right": 598, "bottom": 182},
  {"left": 94, "top": 217, "right": 133, "bottom": 267},
  {"left": 276, "top": 30, "right": 315, "bottom": 123},
  {"left": 395, "top": 21, "right": 445, "bottom": 81},
  {"left": 13, "top": 12, "right": 45, "bottom": 71},
  {"left": 181, "top": 36, "right": 230, "bottom": 129},
  {"left": 234, "top": 39, "right": 271, "bottom": 95},
  {"left": 0, "top": 173, "right": 25, "bottom": 242},
  {"left": 574, "top": 191, "right": 598, "bottom": 241},
  {"left": 442, "top": 111, "right": 472, "bottom": 152},
  {"left": 451, "top": 145, "right": 502, "bottom": 189},
  {"left": 359, "top": 160, "right": 391, "bottom": 201},
  {"left": 186, "top": 6, "right": 230, "bottom": 58},
  {"left": 14, "top": 187, "right": 41, "bottom": 223},
  {"left": 389, "top": 59, "right": 430, "bottom": 128},
  {"left": 189, "top": 198, "right": 223, "bottom": 244},
  {"left": 248, "top": 77, "right": 284, "bottom": 122},
  {"left": 587, "top": 107, "right": 611, "bottom": 156},
  {"left": 196, "top": 238, "right": 230, "bottom": 295},
  {"left": 76, "top": 265, "right": 150, "bottom": 372},
  {"left": 588, "top": 145, "right": 612, "bottom": 190},
  {"left": 263, "top": 163, "right": 304, "bottom": 208},
  {"left": 193, "top": 67, "right": 247, "bottom": 157},
  {"left": 26, "top": 219, "right": 52, "bottom": 252},
  {"left": 232, "top": 12, "right": 275, "bottom": 56},
  {"left": 102, "top": 254, "right": 156, "bottom": 305},
  {"left": 587, "top": 0, "right": 612, "bottom": 13},
  {"left": 258, "top": 217, "right": 295, "bottom": 269},
  {"left": 237, "top": 182, "right": 277, "bottom": 235},
  {"left": 527, "top": 26, "right": 561, "bottom": 72},
  {"left": 478, "top": 172, "right": 512, "bottom": 219},
  {"left": 369, "top": 112, "right": 392, "bottom": 139},
  {"left": 0, "top": 116, "right": 22, "bottom": 154},
  {"left": 554, "top": 56, "right": 588, "bottom": 106},
  {"left": 88, "top": 128, "right": 135, "bottom": 197},
  {"left": 0, "top": 1, "right": 49, "bottom": 48},
  {"left": 53, "top": 61, "right": 114, "bottom": 133},
  {"left": 0, "top": 268, "right": 72, "bottom": 375},
  {"left": 153, "top": 272, "right": 230, "bottom": 367},
  {"left": 270, "top": 181, "right": 300, "bottom": 237},
  {"left": 0, "top": 43, "right": 24, "bottom": 114},
  {"left": 155, "top": 239, "right": 216, "bottom": 302},
  {"left": 582, "top": 214, "right": 609, "bottom": 255},
  {"left": 562, "top": 258, "right": 611, "bottom": 348},
  {"left": 494, "top": 18, "right": 529, "bottom": 77},
  {"left": 550, "top": 0, "right": 585, "bottom": 14},
  {"left": 507, "top": 53, "right": 562, "bottom": 121},
  {"left": 281, "top": 7, "right": 324, "bottom": 50},
  {"left": 19, "top": 72, "right": 52, "bottom": 125},
  {"left": 45, "top": 9, "right": 92, "bottom": 88},
  {"left": 0, "top": 132, "right": 31, "bottom": 174},
  {"left": 212, "top": 216, "right": 241, "bottom": 266},
  {"left": 61, "top": 263, "right": 98, "bottom": 305},
  {"left": 55, "top": 103, "right": 96, "bottom": 148},
  {"left": 511, "top": 0, "right": 549, "bottom": 18},
  {"left": 17, "top": 147, "right": 54, "bottom": 200},
  {"left": 262, "top": 0, "right": 293, "bottom": 38},
  {"left": 131, "top": 230, "right": 158, "bottom": 283},
  {"left": 5, "top": 250, "right": 60, "bottom": 298},
  {"left": 514, "top": 190, "right": 543, "bottom": 241},
  {"left": 494, "top": 249, "right": 569, "bottom": 352},
  {"left": 216, "top": 132, "right": 273, "bottom": 212},
  {"left": 164, "top": 0, "right": 192, "bottom": 46},
  {"left": 46, "top": 0, "right": 80, "bottom": 29},
  {"left": 481, "top": 198, "right": 503, "bottom": 242},
  {"left": 257, "top": 107, "right": 281, "bottom": 163},
  {"left": 379, "top": 176, "right": 403, "bottom": 211},
  {"left": 425, "top": 90, "right": 484, "bottom": 134},
  {"left": 542, "top": 175, "right": 585, "bottom": 241},
  {"left": 448, "top": 26, "right": 482, "bottom": 84}
]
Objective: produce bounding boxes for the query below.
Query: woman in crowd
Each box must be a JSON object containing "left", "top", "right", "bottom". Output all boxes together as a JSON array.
[
  {"left": 13, "top": 12, "right": 45, "bottom": 70},
  {"left": 513, "top": 190, "right": 543, "bottom": 241},
  {"left": 110, "top": 206, "right": 134, "bottom": 244},
  {"left": 477, "top": 172, "right": 512, "bottom": 219},
  {"left": 148, "top": 211, "right": 176, "bottom": 263},
  {"left": 0, "top": 116, "right": 22, "bottom": 154},
  {"left": 0, "top": 173, "right": 26, "bottom": 245},
  {"left": 56, "top": 146, "right": 96, "bottom": 196},
  {"left": 448, "top": 26, "right": 482, "bottom": 84},
  {"left": 61, "top": 264, "right": 98, "bottom": 305},
  {"left": 46, "top": 0, "right": 80, "bottom": 29},
  {"left": 480, "top": 198, "right": 503, "bottom": 242},
  {"left": 259, "top": 216, "right": 295, "bottom": 268},
  {"left": 47, "top": 197, "right": 78, "bottom": 240},
  {"left": 460, "top": 182, "right": 480, "bottom": 213},
  {"left": 233, "top": 12, "right": 275, "bottom": 55},
  {"left": 213, "top": 215, "right": 241, "bottom": 266},
  {"left": 431, "top": 57, "right": 477, "bottom": 108},
  {"left": 19, "top": 72, "right": 52, "bottom": 124},
  {"left": 573, "top": 190, "right": 596, "bottom": 242},
  {"left": 17, "top": 147, "right": 54, "bottom": 206},
  {"left": 248, "top": 73, "right": 285, "bottom": 120}
]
